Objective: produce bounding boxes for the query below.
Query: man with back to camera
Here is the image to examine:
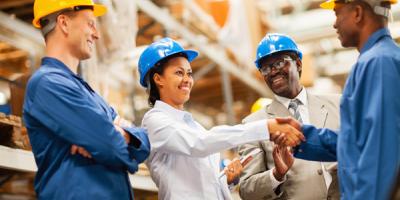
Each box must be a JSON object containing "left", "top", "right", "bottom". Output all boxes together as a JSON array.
[{"left": 275, "top": 0, "right": 400, "bottom": 199}]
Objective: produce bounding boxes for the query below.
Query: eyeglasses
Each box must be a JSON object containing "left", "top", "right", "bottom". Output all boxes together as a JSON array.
[{"left": 259, "top": 56, "right": 294, "bottom": 76}]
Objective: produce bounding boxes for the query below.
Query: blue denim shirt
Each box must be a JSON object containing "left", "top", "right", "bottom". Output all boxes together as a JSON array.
[
  {"left": 23, "top": 57, "right": 150, "bottom": 200},
  {"left": 294, "top": 28, "right": 400, "bottom": 200}
]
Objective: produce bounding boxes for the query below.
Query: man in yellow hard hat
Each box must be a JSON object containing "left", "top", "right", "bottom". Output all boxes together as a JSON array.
[
  {"left": 23, "top": 1, "right": 150, "bottom": 199},
  {"left": 277, "top": 0, "right": 400, "bottom": 199}
]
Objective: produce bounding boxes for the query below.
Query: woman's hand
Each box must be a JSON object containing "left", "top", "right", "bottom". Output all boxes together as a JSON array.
[{"left": 225, "top": 159, "right": 243, "bottom": 185}]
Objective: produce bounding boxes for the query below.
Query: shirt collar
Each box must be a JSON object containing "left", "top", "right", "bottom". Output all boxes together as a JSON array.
[
  {"left": 154, "top": 100, "right": 192, "bottom": 121},
  {"left": 41, "top": 57, "right": 95, "bottom": 93},
  {"left": 41, "top": 57, "right": 77, "bottom": 77},
  {"left": 274, "top": 87, "right": 308, "bottom": 109},
  {"left": 360, "top": 28, "right": 391, "bottom": 54}
]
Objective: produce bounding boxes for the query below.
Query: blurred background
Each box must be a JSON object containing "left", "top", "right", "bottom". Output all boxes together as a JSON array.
[{"left": 0, "top": 0, "right": 399, "bottom": 199}]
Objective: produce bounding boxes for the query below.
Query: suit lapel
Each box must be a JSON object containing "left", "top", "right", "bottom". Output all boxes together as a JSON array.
[
  {"left": 265, "top": 99, "right": 291, "bottom": 118},
  {"left": 308, "top": 94, "right": 329, "bottom": 128},
  {"left": 308, "top": 94, "right": 336, "bottom": 173},
  {"left": 267, "top": 94, "right": 329, "bottom": 129}
]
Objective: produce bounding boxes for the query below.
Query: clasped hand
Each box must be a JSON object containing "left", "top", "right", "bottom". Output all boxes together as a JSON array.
[{"left": 268, "top": 117, "right": 304, "bottom": 147}]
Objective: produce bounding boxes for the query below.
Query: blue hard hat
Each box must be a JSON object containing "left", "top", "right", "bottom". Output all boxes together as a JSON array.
[
  {"left": 138, "top": 37, "right": 198, "bottom": 88},
  {"left": 254, "top": 33, "right": 302, "bottom": 69}
]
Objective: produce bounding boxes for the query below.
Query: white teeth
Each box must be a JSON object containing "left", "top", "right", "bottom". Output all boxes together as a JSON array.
[{"left": 179, "top": 86, "right": 190, "bottom": 91}]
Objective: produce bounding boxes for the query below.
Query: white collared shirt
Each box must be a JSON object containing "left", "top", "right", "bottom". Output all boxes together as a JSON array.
[
  {"left": 272, "top": 88, "right": 332, "bottom": 190},
  {"left": 274, "top": 87, "right": 310, "bottom": 124},
  {"left": 142, "top": 100, "right": 269, "bottom": 200}
]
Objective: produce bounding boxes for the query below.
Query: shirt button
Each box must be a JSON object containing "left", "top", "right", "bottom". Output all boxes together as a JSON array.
[
  {"left": 298, "top": 149, "right": 303, "bottom": 153},
  {"left": 317, "top": 169, "right": 323, "bottom": 175}
]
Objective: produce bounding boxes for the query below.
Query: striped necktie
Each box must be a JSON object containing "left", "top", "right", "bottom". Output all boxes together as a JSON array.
[{"left": 288, "top": 99, "right": 303, "bottom": 123}]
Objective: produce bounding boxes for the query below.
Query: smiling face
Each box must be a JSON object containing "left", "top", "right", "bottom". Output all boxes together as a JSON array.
[
  {"left": 259, "top": 52, "right": 302, "bottom": 99},
  {"left": 65, "top": 10, "right": 99, "bottom": 60},
  {"left": 333, "top": 3, "right": 360, "bottom": 48},
  {"left": 153, "top": 56, "right": 193, "bottom": 110}
]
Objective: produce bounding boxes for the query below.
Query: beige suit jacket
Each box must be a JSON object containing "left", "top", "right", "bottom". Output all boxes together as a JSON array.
[{"left": 239, "top": 92, "right": 341, "bottom": 200}]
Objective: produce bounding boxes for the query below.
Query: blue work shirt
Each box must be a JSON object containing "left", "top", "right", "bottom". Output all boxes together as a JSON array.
[
  {"left": 23, "top": 57, "right": 150, "bottom": 200},
  {"left": 294, "top": 28, "right": 400, "bottom": 200}
]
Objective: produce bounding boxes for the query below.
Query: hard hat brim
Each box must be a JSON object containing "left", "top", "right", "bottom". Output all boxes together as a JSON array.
[
  {"left": 182, "top": 50, "right": 199, "bottom": 62},
  {"left": 93, "top": 4, "right": 107, "bottom": 17},
  {"left": 320, "top": 0, "right": 336, "bottom": 9},
  {"left": 32, "top": 4, "right": 107, "bottom": 28},
  {"left": 33, "top": 18, "right": 41, "bottom": 28},
  {"left": 320, "top": 0, "right": 397, "bottom": 10}
]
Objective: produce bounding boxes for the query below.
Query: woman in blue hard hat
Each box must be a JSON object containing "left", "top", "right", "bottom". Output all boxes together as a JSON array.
[{"left": 137, "top": 37, "right": 304, "bottom": 200}]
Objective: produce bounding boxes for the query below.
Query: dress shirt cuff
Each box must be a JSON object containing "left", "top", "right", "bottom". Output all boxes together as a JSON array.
[
  {"left": 220, "top": 175, "right": 237, "bottom": 191},
  {"left": 228, "top": 182, "right": 236, "bottom": 191},
  {"left": 242, "top": 119, "right": 269, "bottom": 141},
  {"left": 269, "top": 169, "right": 286, "bottom": 191}
]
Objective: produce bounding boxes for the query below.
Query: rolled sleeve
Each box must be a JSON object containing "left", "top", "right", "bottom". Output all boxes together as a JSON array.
[{"left": 122, "top": 126, "right": 150, "bottom": 163}]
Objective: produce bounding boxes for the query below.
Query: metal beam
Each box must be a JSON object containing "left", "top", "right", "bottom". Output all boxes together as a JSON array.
[
  {"left": 220, "top": 68, "right": 235, "bottom": 125},
  {"left": 193, "top": 62, "right": 216, "bottom": 80},
  {"left": 0, "top": 0, "right": 33, "bottom": 10},
  {"left": 135, "top": 0, "right": 270, "bottom": 97}
]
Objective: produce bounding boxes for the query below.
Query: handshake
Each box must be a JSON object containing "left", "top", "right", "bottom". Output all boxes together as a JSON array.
[{"left": 267, "top": 117, "right": 304, "bottom": 147}]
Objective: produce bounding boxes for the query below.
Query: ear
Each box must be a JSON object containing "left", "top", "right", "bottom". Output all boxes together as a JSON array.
[
  {"left": 353, "top": 4, "right": 364, "bottom": 24},
  {"left": 57, "top": 14, "right": 69, "bottom": 35},
  {"left": 153, "top": 73, "right": 164, "bottom": 88},
  {"left": 296, "top": 58, "right": 302, "bottom": 73}
]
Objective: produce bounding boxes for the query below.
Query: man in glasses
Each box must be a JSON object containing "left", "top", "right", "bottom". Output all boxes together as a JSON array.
[
  {"left": 23, "top": 0, "right": 150, "bottom": 199},
  {"left": 238, "top": 33, "right": 341, "bottom": 200}
]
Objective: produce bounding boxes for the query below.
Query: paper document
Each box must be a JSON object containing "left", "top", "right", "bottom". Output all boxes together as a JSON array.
[{"left": 219, "top": 148, "right": 262, "bottom": 178}]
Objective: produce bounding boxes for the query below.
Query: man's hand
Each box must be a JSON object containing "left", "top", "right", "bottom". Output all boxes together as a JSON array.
[
  {"left": 114, "top": 125, "right": 130, "bottom": 144},
  {"left": 224, "top": 159, "right": 243, "bottom": 185},
  {"left": 275, "top": 117, "right": 302, "bottom": 131},
  {"left": 272, "top": 145, "right": 294, "bottom": 181},
  {"left": 70, "top": 145, "right": 92, "bottom": 158},
  {"left": 268, "top": 118, "right": 305, "bottom": 147},
  {"left": 113, "top": 116, "right": 132, "bottom": 127},
  {"left": 70, "top": 116, "right": 132, "bottom": 158},
  {"left": 114, "top": 116, "right": 132, "bottom": 144}
]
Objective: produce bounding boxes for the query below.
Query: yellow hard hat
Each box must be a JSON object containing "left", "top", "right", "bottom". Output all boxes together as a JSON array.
[
  {"left": 320, "top": 0, "right": 398, "bottom": 9},
  {"left": 32, "top": 0, "right": 107, "bottom": 28},
  {"left": 251, "top": 98, "right": 272, "bottom": 113}
]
